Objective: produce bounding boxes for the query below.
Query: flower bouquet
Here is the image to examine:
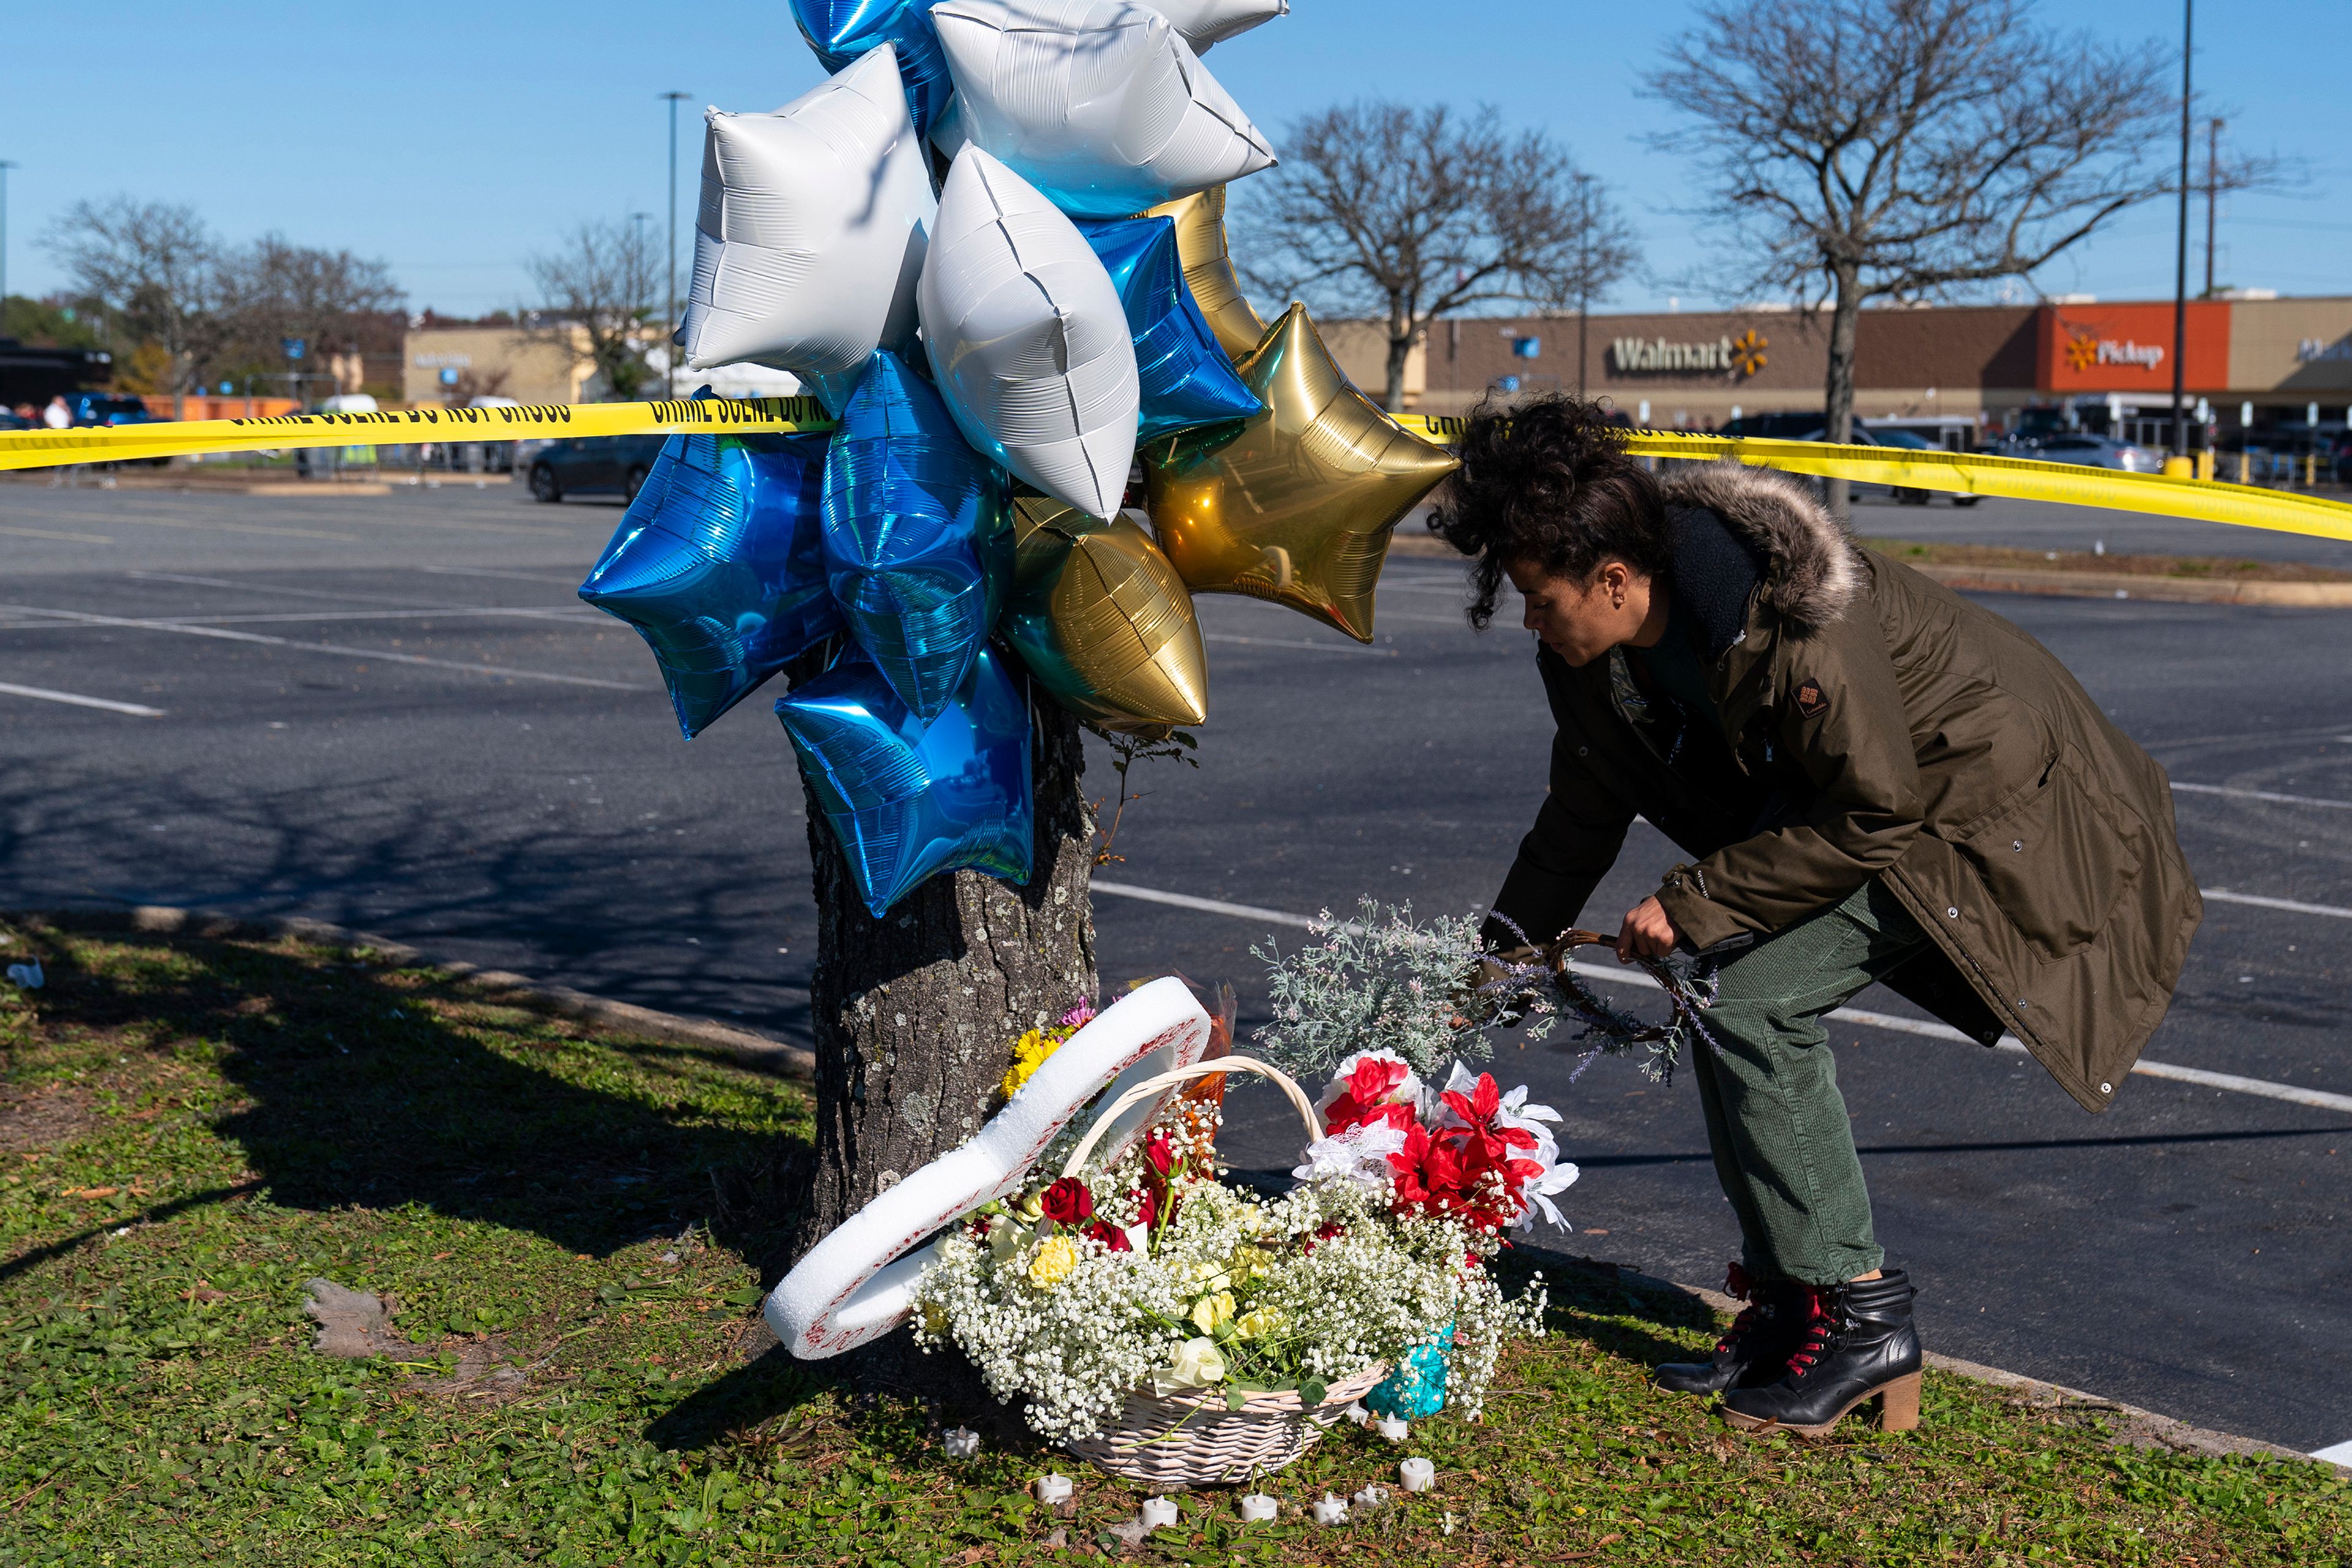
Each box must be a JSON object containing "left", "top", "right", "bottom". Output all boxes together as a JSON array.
[{"left": 910, "top": 1047, "right": 1565, "bottom": 1485}]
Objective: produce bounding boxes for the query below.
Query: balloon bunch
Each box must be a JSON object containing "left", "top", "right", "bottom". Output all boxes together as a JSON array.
[{"left": 581, "top": 0, "right": 1459, "bottom": 919}]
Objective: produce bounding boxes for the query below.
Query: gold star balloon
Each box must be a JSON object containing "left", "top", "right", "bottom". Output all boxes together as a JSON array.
[
  {"left": 1140, "top": 186, "right": 1265, "bottom": 360},
  {"left": 1005, "top": 494, "right": 1209, "bottom": 736},
  {"left": 1142, "top": 303, "right": 1460, "bottom": 643}
]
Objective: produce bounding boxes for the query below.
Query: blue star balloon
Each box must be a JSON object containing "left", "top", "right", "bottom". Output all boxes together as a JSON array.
[
  {"left": 1073, "top": 214, "right": 1263, "bottom": 443},
  {"left": 579, "top": 428, "right": 840, "bottom": 739},
  {"left": 791, "top": 0, "right": 957, "bottom": 142},
  {"left": 775, "top": 646, "right": 1033, "bottom": 918},
  {"left": 821, "top": 350, "right": 1014, "bottom": 723}
]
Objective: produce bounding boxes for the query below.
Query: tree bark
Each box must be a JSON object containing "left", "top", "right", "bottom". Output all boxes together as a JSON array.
[
  {"left": 1822, "top": 262, "right": 1862, "bottom": 522},
  {"left": 1384, "top": 304, "right": 1414, "bottom": 414},
  {"left": 786, "top": 674, "right": 1098, "bottom": 1261}
]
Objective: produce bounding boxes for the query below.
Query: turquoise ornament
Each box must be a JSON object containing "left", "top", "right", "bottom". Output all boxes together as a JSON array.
[{"left": 1366, "top": 1321, "right": 1452, "bottom": 1419}]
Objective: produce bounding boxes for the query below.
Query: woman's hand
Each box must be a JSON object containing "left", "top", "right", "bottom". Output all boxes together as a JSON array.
[{"left": 1616, "top": 897, "right": 1679, "bottom": 961}]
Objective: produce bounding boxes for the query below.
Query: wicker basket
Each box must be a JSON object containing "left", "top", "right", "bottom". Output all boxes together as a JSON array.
[{"left": 1052, "top": 1055, "right": 1390, "bottom": 1487}]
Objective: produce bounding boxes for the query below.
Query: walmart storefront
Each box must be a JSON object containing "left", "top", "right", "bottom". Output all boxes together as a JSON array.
[{"left": 1391, "top": 295, "right": 2352, "bottom": 441}]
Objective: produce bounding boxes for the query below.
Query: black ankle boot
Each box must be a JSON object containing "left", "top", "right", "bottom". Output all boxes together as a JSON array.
[
  {"left": 1654, "top": 1265, "right": 1807, "bottom": 1395},
  {"left": 1719, "top": 1270, "right": 1923, "bottom": 1436}
]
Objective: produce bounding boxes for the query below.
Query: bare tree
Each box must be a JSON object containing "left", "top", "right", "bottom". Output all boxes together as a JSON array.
[
  {"left": 1237, "top": 102, "right": 1639, "bottom": 413},
  {"left": 41, "top": 196, "right": 219, "bottom": 391},
  {"left": 1647, "top": 0, "right": 2173, "bottom": 514},
  {"left": 214, "top": 236, "right": 404, "bottom": 374},
  {"left": 525, "top": 220, "right": 658, "bottom": 401}
]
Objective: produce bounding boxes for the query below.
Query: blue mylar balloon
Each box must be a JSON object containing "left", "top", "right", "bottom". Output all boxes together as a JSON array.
[
  {"left": 1365, "top": 1321, "right": 1452, "bottom": 1419},
  {"left": 821, "top": 350, "right": 1014, "bottom": 723},
  {"left": 1074, "top": 214, "right": 1263, "bottom": 443},
  {"left": 579, "top": 428, "right": 840, "bottom": 739},
  {"left": 775, "top": 645, "right": 1033, "bottom": 918},
  {"left": 791, "top": 0, "right": 956, "bottom": 142}
]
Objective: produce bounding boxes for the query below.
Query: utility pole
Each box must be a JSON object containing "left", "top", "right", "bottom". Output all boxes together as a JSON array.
[
  {"left": 2203, "top": 116, "right": 2223, "bottom": 299},
  {"left": 2168, "top": 0, "right": 2192, "bottom": 466},
  {"left": 0, "top": 161, "right": 17, "bottom": 324},
  {"left": 659, "top": 91, "right": 692, "bottom": 398}
]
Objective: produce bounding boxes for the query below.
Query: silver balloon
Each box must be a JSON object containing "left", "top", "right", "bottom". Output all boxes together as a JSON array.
[
  {"left": 1150, "top": 0, "right": 1289, "bottom": 51},
  {"left": 929, "top": 0, "right": 1277, "bottom": 218},
  {"left": 677, "top": 47, "right": 936, "bottom": 413},
  {"left": 919, "top": 149, "right": 1139, "bottom": 520}
]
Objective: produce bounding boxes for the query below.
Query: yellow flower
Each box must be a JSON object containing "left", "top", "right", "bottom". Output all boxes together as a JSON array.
[
  {"left": 1027, "top": 1234, "right": 1079, "bottom": 1288},
  {"left": 999, "top": 1022, "right": 1077, "bottom": 1101},
  {"left": 1234, "top": 1306, "right": 1286, "bottom": 1340},
  {"left": 918, "top": 1299, "right": 949, "bottom": 1335},
  {"left": 1189, "top": 1291, "right": 1236, "bottom": 1335}
]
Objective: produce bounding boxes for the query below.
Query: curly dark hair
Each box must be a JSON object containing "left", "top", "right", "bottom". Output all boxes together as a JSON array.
[{"left": 1425, "top": 393, "right": 1670, "bottom": 629}]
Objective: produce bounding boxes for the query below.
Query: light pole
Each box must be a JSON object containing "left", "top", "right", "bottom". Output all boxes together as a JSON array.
[
  {"left": 659, "top": 91, "right": 692, "bottom": 398},
  {"left": 0, "top": 160, "right": 18, "bottom": 323},
  {"left": 2203, "top": 116, "right": 2223, "bottom": 299},
  {"left": 2168, "top": 0, "right": 2192, "bottom": 466}
]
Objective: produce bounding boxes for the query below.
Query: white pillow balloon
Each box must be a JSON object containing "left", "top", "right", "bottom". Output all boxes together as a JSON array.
[
  {"left": 930, "top": 0, "right": 1278, "bottom": 218},
  {"left": 766, "top": 976, "right": 1213, "bottom": 1358},
  {"left": 1151, "top": 0, "right": 1288, "bottom": 51},
  {"left": 677, "top": 46, "right": 937, "bottom": 413},
  {"left": 919, "top": 148, "right": 1141, "bottom": 519}
]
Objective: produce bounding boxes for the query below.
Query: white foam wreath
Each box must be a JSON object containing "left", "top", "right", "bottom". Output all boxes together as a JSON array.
[{"left": 766, "top": 976, "right": 1212, "bottom": 1357}]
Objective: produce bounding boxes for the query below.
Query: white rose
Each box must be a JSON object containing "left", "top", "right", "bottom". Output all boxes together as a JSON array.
[{"left": 1156, "top": 1336, "right": 1228, "bottom": 1394}]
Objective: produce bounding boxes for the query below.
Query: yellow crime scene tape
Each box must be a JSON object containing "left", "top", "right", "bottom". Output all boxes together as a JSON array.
[
  {"left": 0, "top": 396, "right": 834, "bottom": 472},
  {"left": 1393, "top": 415, "right": 2352, "bottom": 547},
  {"left": 4, "top": 396, "right": 2348, "bottom": 546}
]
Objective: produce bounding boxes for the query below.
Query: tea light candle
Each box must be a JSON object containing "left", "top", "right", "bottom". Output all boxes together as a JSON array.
[
  {"left": 1311, "top": 1493, "right": 1349, "bottom": 1526},
  {"left": 1398, "top": 1457, "right": 1436, "bottom": 1492},
  {"left": 941, "top": 1427, "right": 979, "bottom": 1458},
  {"left": 1238, "top": 1493, "right": 1279, "bottom": 1523},
  {"left": 1033, "top": 1473, "right": 1073, "bottom": 1505},
  {"left": 1376, "top": 1415, "right": 1409, "bottom": 1443},
  {"left": 1352, "top": 1484, "right": 1389, "bottom": 1509},
  {"left": 1342, "top": 1401, "right": 1370, "bottom": 1427},
  {"left": 1140, "top": 1497, "right": 1178, "bottom": 1530}
]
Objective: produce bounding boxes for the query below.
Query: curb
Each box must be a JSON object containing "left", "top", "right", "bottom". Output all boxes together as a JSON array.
[
  {"left": 1908, "top": 562, "right": 2352, "bottom": 607},
  {"left": 7, "top": 904, "right": 815, "bottom": 1081},
  {"left": 1383, "top": 532, "right": 2352, "bottom": 606},
  {"left": 1583, "top": 1261, "right": 2349, "bottom": 1477}
]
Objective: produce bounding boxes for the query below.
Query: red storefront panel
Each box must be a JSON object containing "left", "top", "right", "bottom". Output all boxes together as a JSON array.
[{"left": 2037, "top": 301, "right": 2230, "bottom": 392}]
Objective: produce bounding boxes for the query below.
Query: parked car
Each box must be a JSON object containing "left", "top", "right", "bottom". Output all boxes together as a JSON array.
[
  {"left": 1717, "top": 413, "right": 1978, "bottom": 505},
  {"left": 526, "top": 434, "right": 668, "bottom": 503},
  {"left": 1994, "top": 431, "right": 2165, "bottom": 472},
  {"left": 65, "top": 391, "right": 164, "bottom": 428}
]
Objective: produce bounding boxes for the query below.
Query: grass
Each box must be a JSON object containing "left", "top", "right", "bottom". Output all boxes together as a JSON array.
[
  {"left": 1, "top": 919, "right": 2345, "bottom": 1567},
  {"left": 1860, "top": 537, "right": 2352, "bottom": 584}
]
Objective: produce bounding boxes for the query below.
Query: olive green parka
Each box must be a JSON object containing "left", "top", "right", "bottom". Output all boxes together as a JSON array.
[{"left": 1487, "top": 462, "right": 2202, "bottom": 1114}]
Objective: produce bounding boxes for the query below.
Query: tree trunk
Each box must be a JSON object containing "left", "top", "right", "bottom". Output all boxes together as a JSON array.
[
  {"left": 1822, "top": 263, "right": 1861, "bottom": 522},
  {"left": 787, "top": 678, "right": 1098, "bottom": 1261},
  {"left": 1383, "top": 306, "right": 1414, "bottom": 414}
]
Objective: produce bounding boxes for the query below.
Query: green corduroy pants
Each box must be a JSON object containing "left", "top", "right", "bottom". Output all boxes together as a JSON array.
[{"left": 1687, "top": 877, "right": 1926, "bottom": 1286}]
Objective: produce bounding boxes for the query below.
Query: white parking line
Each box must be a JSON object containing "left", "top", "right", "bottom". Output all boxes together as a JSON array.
[
  {"left": 2312, "top": 1437, "right": 2352, "bottom": 1466},
  {"left": 0, "top": 681, "right": 164, "bottom": 717},
  {"left": 2173, "top": 781, "right": 2352, "bottom": 812},
  {"left": 0, "top": 603, "right": 647, "bottom": 692},
  {"left": 418, "top": 565, "right": 583, "bottom": 586},
  {"left": 2204, "top": 888, "right": 2352, "bottom": 921},
  {"left": 1088, "top": 880, "right": 2352, "bottom": 1116},
  {"left": 0, "top": 523, "right": 115, "bottom": 544}
]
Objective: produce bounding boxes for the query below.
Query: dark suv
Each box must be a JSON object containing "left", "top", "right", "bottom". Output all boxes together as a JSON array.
[
  {"left": 66, "top": 392, "right": 164, "bottom": 427},
  {"left": 526, "top": 434, "right": 668, "bottom": 503}
]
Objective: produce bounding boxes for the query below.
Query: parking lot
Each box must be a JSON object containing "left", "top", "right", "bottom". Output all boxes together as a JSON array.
[{"left": 2, "top": 473, "right": 2348, "bottom": 1458}]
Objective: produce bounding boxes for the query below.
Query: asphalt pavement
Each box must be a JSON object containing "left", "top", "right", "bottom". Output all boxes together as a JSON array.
[{"left": 2, "top": 473, "right": 2348, "bottom": 1458}]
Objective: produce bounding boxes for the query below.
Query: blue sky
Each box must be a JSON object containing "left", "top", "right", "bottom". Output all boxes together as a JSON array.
[{"left": 3, "top": 1, "right": 2343, "bottom": 319}]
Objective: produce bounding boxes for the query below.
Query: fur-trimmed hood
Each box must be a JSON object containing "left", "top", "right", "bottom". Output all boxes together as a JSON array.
[{"left": 1661, "top": 462, "right": 1863, "bottom": 637}]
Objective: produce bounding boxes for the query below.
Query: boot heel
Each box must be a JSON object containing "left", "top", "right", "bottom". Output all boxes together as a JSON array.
[{"left": 1875, "top": 1372, "right": 1921, "bottom": 1432}]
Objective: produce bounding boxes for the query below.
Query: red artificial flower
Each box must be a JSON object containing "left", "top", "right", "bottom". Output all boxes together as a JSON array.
[
  {"left": 1132, "top": 1186, "right": 1158, "bottom": 1227},
  {"left": 1144, "top": 1133, "right": 1177, "bottom": 1176},
  {"left": 1087, "top": 1220, "right": 1132, "bottom": 1253},
  {"left": 1040, "top": 1177, "right": 1094, "bottom": 1226},
  {"left": 1324, "top": 1056, "right": 1420, "bottom": 1137}
]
